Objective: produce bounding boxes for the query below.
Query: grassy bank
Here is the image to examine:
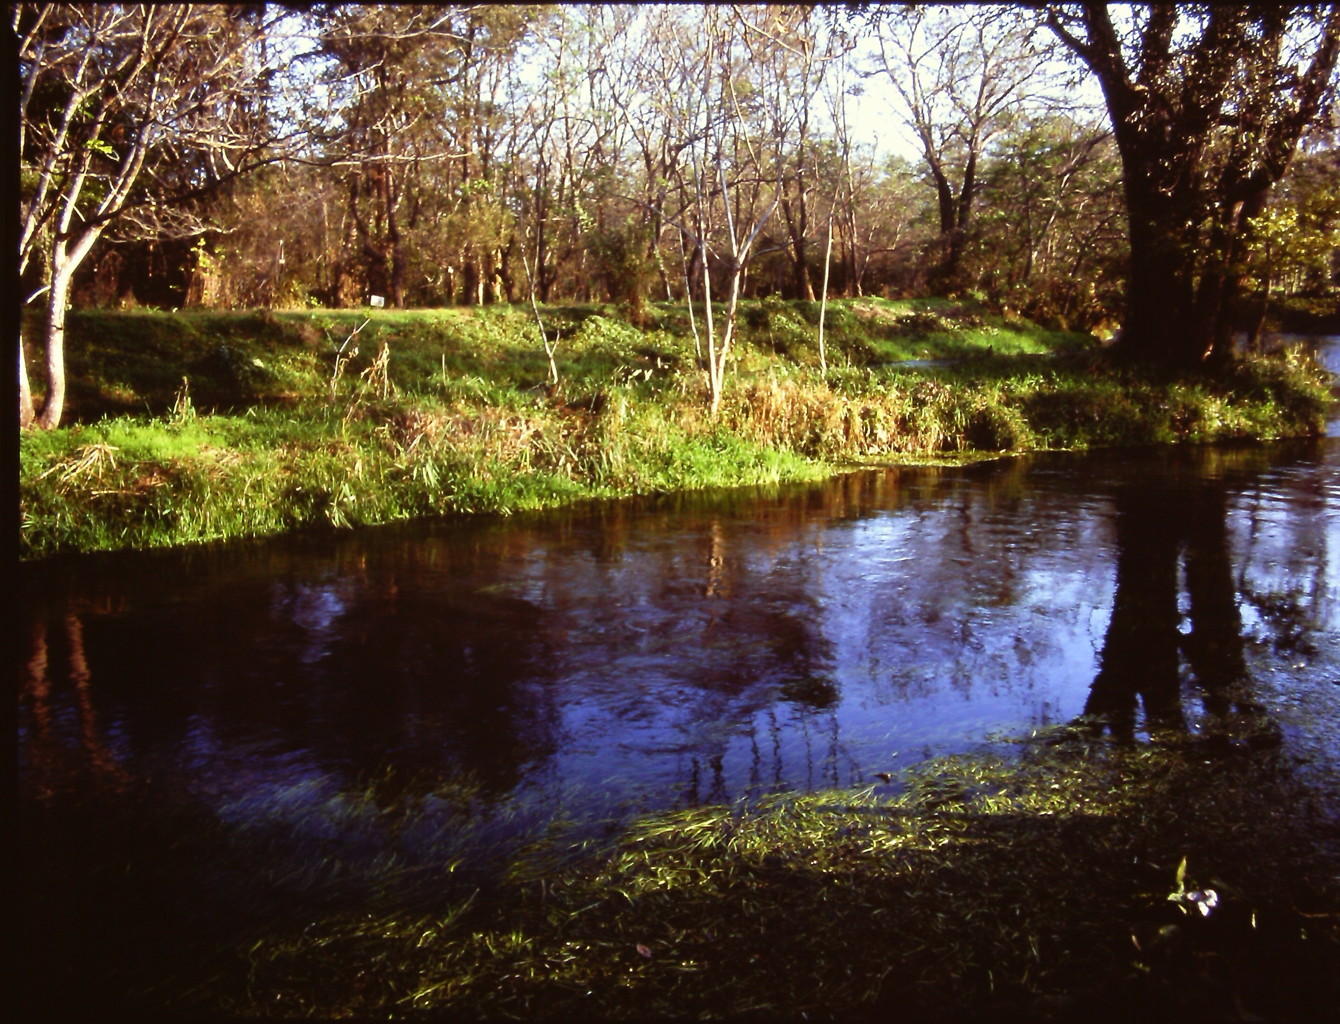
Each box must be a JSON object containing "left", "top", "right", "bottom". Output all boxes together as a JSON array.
[
  {"left": 20, "top": 727, "right": 1338, "bottom": 1021},
  {"left": 19, "top": 298, "right": 1332, "bottom": 559}
]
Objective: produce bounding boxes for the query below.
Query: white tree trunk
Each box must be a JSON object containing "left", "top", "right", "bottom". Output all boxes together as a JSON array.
[
  {"left": 818, "top": 210, "right": 834, "bottom": 374},
  {"left": 19, "top": 328, "right": 35, "bottom": 429},
  {"left": 36, "top": 268, "right": 74, "bottom": 430}
]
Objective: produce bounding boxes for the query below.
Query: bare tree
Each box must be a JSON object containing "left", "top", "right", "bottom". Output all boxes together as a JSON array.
[
  {"left": 868, "top": 4, "right": 1052, "bottom": 294},
  {"left": 18, "top": 3, "right": 295, "bottom": 429},
  {"left": 681, "top": 5, "right": 783, "bottom": 414},
  {"left": 740, "top": 5, "right": 840, "bottom": 301},
  {"left": 598, "top": 5, "right": 709, "bottom": 305}
]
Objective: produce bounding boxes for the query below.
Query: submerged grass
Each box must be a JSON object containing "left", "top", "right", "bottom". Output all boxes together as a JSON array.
[
  {"left": 19, "top": 298, "right": 1332, "bottom": 559},
  {"left": 164, "top": 730, "right": 1340, "bottom": 1022}
]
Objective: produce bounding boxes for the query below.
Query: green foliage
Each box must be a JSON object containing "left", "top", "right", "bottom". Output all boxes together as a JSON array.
[{"left": 18, "top": 301, "right": 1330, "bottom": 559}]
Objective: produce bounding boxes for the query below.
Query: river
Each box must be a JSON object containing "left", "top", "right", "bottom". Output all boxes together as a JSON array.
[{"left": 17, "top": 337, "right": 1340, "bottom": 1013}]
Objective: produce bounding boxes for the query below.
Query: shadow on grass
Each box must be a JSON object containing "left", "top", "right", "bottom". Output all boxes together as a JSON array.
[{"left": 65, "top": 736, "right": 1326, "bottom": 1022}]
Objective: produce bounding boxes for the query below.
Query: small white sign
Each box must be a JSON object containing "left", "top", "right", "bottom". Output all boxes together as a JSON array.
[{"left": 369, "top": 294, "right": 385, "bottom": 308}]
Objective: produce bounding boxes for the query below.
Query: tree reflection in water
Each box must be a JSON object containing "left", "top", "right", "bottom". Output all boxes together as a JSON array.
[
  {"left": 16, "top": 430, "right": 1340, "bottom": 1020},
  {"left": 1084, "top": 464, "right": 1280, "bottom": 747}
]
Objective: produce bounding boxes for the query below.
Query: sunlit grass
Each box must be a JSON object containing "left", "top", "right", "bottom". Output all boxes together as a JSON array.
[{"left": 19, "top": 299, "right": 1331, "bottom": 558}]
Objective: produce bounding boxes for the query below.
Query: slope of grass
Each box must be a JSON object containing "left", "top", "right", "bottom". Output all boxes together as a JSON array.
[{"left": 18, "top": 298, "right": 1331, "bottom": 559}]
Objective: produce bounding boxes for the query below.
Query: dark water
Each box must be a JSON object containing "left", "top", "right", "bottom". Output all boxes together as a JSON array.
[{"left": 17, "top": 339, "right": 1340, "bottom": 1011}]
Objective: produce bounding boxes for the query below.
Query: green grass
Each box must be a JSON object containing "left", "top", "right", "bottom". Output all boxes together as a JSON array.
[
  {"left": 19, "top": 298, "right": 1332, "bottom": 559},
  {"left": 37, "top": 726, "right": 1330, "bottom": 1021}
]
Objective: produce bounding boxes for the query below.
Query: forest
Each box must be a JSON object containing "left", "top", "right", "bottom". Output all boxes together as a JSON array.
[{"left": 18, "top": 4, "right": 1340, "bottom": 427}]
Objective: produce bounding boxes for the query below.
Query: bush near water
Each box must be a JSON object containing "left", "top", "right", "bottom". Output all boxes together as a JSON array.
[{"left": 18, "top": 297, "right": 1331, "bottom": 559}]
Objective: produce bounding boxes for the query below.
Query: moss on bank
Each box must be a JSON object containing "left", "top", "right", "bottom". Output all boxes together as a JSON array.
[{"left": 19, "top": 298, "right": 1332, "bottom": 559}]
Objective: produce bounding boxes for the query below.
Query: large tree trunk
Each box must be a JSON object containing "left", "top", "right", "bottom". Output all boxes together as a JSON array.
[
  {"left": 1120, "top": 183, "right": 1266, "bottom": 369},
  {"left": 1047, "top": 4, "right": 1340, "bottom": 372},
  {"left": 1116, "top": 206, "right": 1201, "bottom": 366}
]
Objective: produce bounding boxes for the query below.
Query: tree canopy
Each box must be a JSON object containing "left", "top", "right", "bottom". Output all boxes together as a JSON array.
[{"left": 1044, "top": 3, "right": 1340, "bottom": 366}]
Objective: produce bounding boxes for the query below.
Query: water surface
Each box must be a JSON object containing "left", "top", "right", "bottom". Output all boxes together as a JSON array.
[{"left": 17, "top": 339, "right": 1340, "bottom": 1010}]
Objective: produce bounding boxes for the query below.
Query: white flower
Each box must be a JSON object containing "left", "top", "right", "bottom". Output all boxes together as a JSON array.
[{"left": 1188, "top": 889, "right": 1219, "bottom": 917}]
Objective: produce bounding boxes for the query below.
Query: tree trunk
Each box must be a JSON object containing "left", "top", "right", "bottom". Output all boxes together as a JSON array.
[
  {"left": 1194, "top": 187, "right": 1271, "bottom": 368},
  {"left": 1047, "top": 4, "right": 1340, "bottom": 371},
  {"left": 845, "top": 206, "right": 862, "bottom": 297},
  {"left": 1119, "top": 243, "right": 1186, "bottom": 364},
  {"left": 781, "top": 197, "right": 815, "bottom": 301},
  {"left": 793, "top": 241, "right": 814, "bottom": 301},
  {"left": 1247, "top": 277, "right": 1272, "bottom": 353},
  {"left": 1121, "top": 196, "right": 1254, "bottom": 370},
  {"left": 19, "top": 331, "right": 35, "bottom": 429},
  {"left": 36, "top": 270, "right": 72, "bottom": 430},
  {"left": 387, "top": 229, "right": 405, "bottom": 308},
  {"left": 462, "top": 258, "right": 480, "bottom": 307},
  {"left": 1114, "top": 185, "right": 1206, "bottom": 367},
  {"left": 926, "top": 164, "right": 964, "bottom": 296},
  {"left": 818, "top": 211, "right": 834, "bottom": 374},
  {"left": 382, "top": 165, "right": 405, "bottom": 307}
]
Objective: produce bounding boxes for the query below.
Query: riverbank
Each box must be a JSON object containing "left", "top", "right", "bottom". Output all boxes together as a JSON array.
[
  {"left": 21, "top": 725, "right": 1337, "bottom": 1022},
  {"left": 241, "top": 731, "right": 1339, "bottom": 1022},
  {"left": 19, "top": 298, "right": 1332, "bottom": 559}
]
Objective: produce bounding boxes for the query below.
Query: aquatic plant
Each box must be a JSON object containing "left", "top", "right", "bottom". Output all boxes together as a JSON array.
[{"left": 193, "top": 729, "right": 1340, "bottom": 1021}]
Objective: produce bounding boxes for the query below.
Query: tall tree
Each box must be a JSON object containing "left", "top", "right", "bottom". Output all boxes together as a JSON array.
[
  {"left": 311, "top": 5, "right": 468, "bottom": 308},
  {"left": 1044, "top": 3, "right": 1340, "bottom": 367},
  {"left": 744, "top": 5, "right": 844, "bottom": 302},
  {"left": 869, "top": 4, "right": 1052, "bottom": 294},
  {"left": 600, "top": 4, "right": 706, "bottom": 304},
  {"left": 18, "top": 3, "right": 292, "bottom": 428},
  {"left": 309, "top": 4, "right": 530, "bottom": 308},
  {"left": 689, "top": 5, "right": 785, "bottom": 413}
]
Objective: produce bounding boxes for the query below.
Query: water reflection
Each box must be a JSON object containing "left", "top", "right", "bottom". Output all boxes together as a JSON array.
[
  {"left": 17, "top": 434, "right": 1340, "bottom": 882},
  {"left": 20, "top": 611, "right": 132, "bottom": 800},
  {"left": 1083, "top": 471, "right": 1273, "bottom": 745}
]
